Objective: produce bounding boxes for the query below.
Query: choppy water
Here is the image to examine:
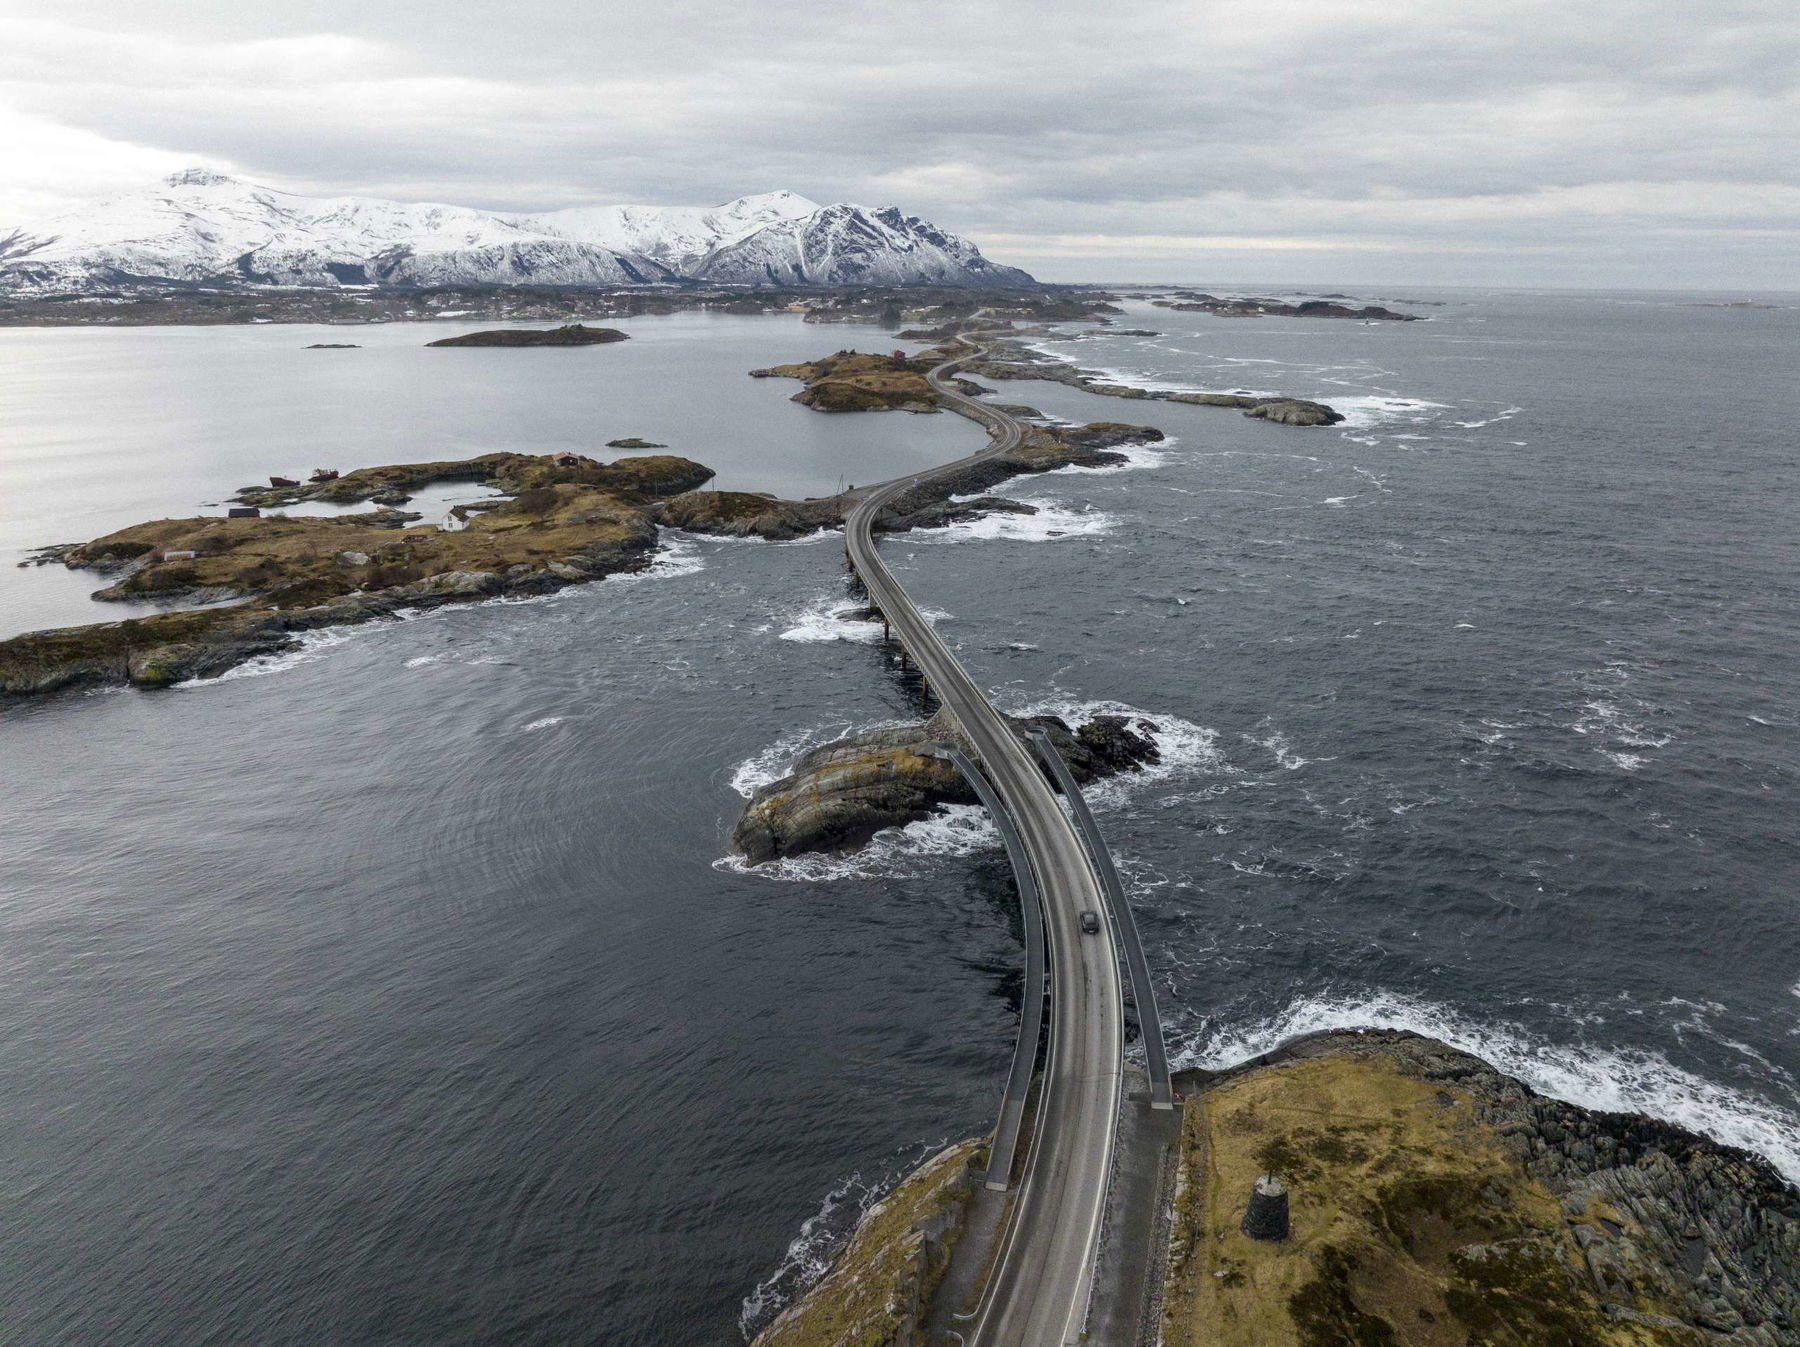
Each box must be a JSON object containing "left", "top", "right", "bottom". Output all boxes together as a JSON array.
[{"left": 2, "top": 291, "right": 1797, "bottom": 1345}]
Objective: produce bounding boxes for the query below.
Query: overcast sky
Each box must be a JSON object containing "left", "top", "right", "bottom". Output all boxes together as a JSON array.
[{"left": 1, "top": 0, "right": 1794, "bottom": 288}]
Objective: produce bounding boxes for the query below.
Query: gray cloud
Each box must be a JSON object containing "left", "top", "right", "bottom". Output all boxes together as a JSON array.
[{"left": 1, "top": 0, "right": 1795, "bottom": 286}]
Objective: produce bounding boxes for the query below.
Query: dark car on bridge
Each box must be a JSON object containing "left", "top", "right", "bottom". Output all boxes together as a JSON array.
[{"left": 1080, "top": 911, "right": 1101, "bottom": 935}]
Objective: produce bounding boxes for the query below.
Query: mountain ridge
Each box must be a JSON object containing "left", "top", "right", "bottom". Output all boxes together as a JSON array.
[{"left": 0, "top": 171, "right": 1034, "bottom": 292}]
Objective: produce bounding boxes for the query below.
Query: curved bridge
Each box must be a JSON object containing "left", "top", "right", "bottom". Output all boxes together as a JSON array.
[{"left": 843, "top": 340, "right": 1129, "bottom": 1344}]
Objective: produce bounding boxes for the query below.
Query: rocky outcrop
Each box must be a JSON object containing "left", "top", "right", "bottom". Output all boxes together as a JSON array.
[
  {"left": 1164, "top": 1030, "right": 1799, "bottom": 1347},
  {"left": 655, "top": 419, "right": 1159, "bottom": 544},
  {"left": 733, "top": 710, "right": 1161, "bottom": 864},
  {"left": 750, "top": 350, "right": 946, "bottom": 413},
  {"left": 1242, "top": 398, "right": 1345, "bottom": 427},
  {"left": 233, "top": 451, "right": 710, "bottom": 508},
  {"left": 425, "top": 323, "right": 628, "bottom": 347},
  {"left": 750, "top": 1138, "right": 985, "bottom": 1347},
  {"left": 961, "top": 340, "right": 1346, "bottom": 426}
]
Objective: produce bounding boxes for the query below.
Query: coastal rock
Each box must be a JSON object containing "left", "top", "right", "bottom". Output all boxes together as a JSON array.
[
  {"left": 750, "top": 350, "right": 943, "bottom": 413},
  {"left": 750, "top": 1138, "right": 985, "bottom": 1347},
  {"left": 1, "top": 453, "right": 689, "bottom": 699},
  {"left": 1163, "top": 1030, "right": 1800, "bottom": 1347},
  {"left": 962, "top": 340, "right": 1347, "bottom": 426},
  {"left": 732, "top": 712, "right": 1161, "bottom": 864},
  {"left": 654, "top": 420, "right": 1158, "bottom": 544},
  {"left": 426, "top": 324, "right": 629, "bottom": 347},
  {"left": 1241, "top": 397, "right": 1346, "bottom": 426}
]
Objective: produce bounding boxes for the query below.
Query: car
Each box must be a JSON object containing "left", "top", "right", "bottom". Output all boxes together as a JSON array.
[{"left": 1079, "top": 910, "right": 1101, "bottom": 935}]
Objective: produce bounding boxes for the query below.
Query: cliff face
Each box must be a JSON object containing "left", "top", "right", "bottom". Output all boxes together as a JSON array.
[{"left": 1165, "top": 1031, "right": 1799, "bottom": 1347}]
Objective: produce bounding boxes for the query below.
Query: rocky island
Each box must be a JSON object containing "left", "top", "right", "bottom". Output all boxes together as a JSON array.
[
  {"left": 0, "top": 451, "right": 709, "bottom": 696},
  {"left": 1153, "top": 293, "right": 1421, "bottom": 321},
  {"left": 733, "top": 709, "right": 1162, "bottom": 863},
  {"left": 425, "top": 323, "right": 628, "bottom": 347},
  {"left": 758, "top": 1031, "right": 1800, "bottom": 1346},
  {"left": 749, "top": 349, "right": 964, "bottom": 412},
  {"left": 958, "top": 336, "right": 1348, "bottom": 426}
]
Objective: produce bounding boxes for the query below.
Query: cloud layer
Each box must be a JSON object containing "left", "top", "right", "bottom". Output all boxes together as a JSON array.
[{"left": 3, "top": 1, "right": 1795, "bottom": 287}]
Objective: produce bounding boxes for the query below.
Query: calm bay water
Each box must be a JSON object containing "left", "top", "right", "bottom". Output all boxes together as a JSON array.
[{"left": 1, "top": 292, "right": 1796, "bottom": 1344}]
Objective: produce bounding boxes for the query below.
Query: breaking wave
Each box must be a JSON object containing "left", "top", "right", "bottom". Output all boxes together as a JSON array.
[
  {"left": 1178, "top": 992, "right": 1800, "bottom": 1185},
  {"left": 916, "top": 498, "right": 1116, "bottom": 543}
]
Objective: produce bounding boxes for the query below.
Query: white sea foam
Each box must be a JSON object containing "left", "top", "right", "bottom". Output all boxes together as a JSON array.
[
  {"left": 728, "top": 722, "right": 863, "bottom": 798},
  {"left": 775, "top": 595, "right": 947, "bottom": 645},
  {"left": 1328, "top": 394, "right": 1452, "bottom": 429},
  {"left": 998, "top": 693, "right": 1229, "bottom": 802},
  {"left": 626, "top": 533, "right": 708, "bottom": 581},
  {"left": 915, "top": 498, "right": 1116, "bottom": 544},
  {"left": 736, "top": 1171, "right": 871, "bottom": 1337},
  {"left": 716, "top": 804, "right": 1000, "bottom": 883},
  {"left": 175, "top": 626, "right": 357, "bottom": 687},
  {"left": 522, "top": 716, "right": 564, "bottom": 732},
  {"left": 737, "top": 1144, "right": 951, "bottom": 1338},
  {"left": 1453, "top": 406, "right": 1525, "bottom": 428},
  {"left": 1177, "top": 991, "right": 1800, "bottom": 1185},
  {"left": 1245, "top": 723, "right": 1315, "bottom": 770},
  {"left": 1048, "top": 437, "right": 1172, "bottom": 474},
  {"left": 777, "top": 596, "right": 886, "bottom": 645}
]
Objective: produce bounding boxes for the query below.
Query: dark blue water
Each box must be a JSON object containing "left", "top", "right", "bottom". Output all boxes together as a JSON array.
[{"left": 1, "top": 289, "right": 1796, "bottom": 1345}]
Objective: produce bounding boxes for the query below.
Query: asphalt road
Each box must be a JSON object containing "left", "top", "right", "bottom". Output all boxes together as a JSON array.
[{"left": 844, "top": 340, "right": 1125, "bottom": 1345}]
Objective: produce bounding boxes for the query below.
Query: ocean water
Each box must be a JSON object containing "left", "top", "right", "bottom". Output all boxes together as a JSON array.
[{"left": 1, "top": 291, "right": 1797, "bottom": 1344}]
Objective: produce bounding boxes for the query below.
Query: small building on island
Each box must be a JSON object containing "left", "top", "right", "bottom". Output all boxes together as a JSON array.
[{"left": 548, "top": 451, "right": 582, "bottom": 468}]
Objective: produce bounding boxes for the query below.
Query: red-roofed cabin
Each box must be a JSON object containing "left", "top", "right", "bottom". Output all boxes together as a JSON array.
[{"left": 549, "top": 451, "right": 582, "bottom": 468}]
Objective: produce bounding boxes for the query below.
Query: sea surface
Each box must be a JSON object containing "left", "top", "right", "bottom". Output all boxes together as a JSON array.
[{"left": 1, "top": 291, "right": 1796, "bottom": 1344}]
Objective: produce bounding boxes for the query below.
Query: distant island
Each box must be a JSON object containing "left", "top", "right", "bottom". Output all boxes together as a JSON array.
[
  {"left": 425, "top": 323, "right": 628, "bottom": 347},
  {"left": 1154, "top": 293, "right": 1420, "bottom": 321}
]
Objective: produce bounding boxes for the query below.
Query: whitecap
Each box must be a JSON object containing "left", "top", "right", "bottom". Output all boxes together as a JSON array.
[
  {"left": 915, "top": 498, "right": 1116, "bottom": 544},
  {"left": 1176, "top": 991, "right": 1800, "bottom": 1186},
  {"left": 1328, "top": 394, "right": 1452, "bottom": 429},
  {"left": 1048, "top": 438, "right": 1172, "bottom": 474},
  {"left": 777, "top": 596, "right": 886, "bottom": 645},
  {"left": 523, "top": 716, "right": 564, "bottom": 732}
]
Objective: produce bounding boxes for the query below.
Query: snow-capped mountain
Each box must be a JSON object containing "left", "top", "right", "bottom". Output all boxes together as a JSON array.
[{"left": 0, "top": 169, "right": 1035, "bottom": 291}]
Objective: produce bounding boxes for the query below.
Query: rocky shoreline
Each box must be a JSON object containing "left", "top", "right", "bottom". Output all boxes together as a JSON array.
[
  {"left": 755, "top": 1031, "right": 1799, "bottom": 1346},
  {"left": 955, "top": 333, "right": 1347, "bottom": 426},
  {"left": 1, "top": 451, "right": 705, "bottom": 696},
  {"left": 732, "top": 708, "right": 1163, "bottom": 864}
]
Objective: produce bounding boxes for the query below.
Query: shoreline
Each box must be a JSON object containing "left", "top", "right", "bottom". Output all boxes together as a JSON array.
[
  {"left": 0, "top": 331, "right": 1165, "bottom": 700},
  {"left": 755, "top": 1029, "right": 1800, "bottom": 1345}
]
